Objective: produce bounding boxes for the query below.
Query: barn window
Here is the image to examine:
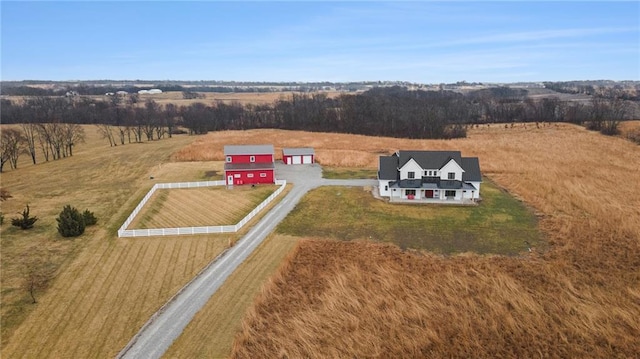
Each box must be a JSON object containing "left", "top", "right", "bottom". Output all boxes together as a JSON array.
[
  {"left": 448, "top": 172, "right": 455, "bottom": 180},
  {"left": 234, "top": 174, "right": 240, "bottom": 178},
  {"left": 408, "top": 171, "right": 415, "bottom": 179},
  {"left": 247, "top": 173, "right": 254, "bottom": 178},
  {"left": 250, "top": 156, "right": 255, "bottom": 163},
  {"left": 226, "top": 156, "right": 232, "bottom": 163},
  {"left": 260, "top": 173, "right": 267, "bottom": 178}
]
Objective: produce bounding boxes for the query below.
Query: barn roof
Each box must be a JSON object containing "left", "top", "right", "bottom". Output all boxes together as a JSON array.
[
  {"left": 282, "top": 147, "right": 315, "bottom": 156},
  {"left": 224, "top": 144, "right": 274, "bottom": 156}
]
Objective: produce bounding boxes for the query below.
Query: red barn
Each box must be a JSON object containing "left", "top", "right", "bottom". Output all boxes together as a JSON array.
[
  {"left": 224, "top": 145, "right": 275, "bottom": 185},
  {"left": 282, "top": 147, "right": 315, "bottom": 165}
]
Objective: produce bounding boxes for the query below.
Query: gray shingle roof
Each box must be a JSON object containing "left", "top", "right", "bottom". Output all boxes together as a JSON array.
[
  {"left": 398, "top": 150, "right": 462, "bottom": 169},
  {"left": 282, "top": 147, "right": 315, "bottom": 156},
  {"left": 224, "top": 144, "right": 274, "bottom": 156},
  {"left": 461, "top": 157, "right": 482, "bottom": 182},
  {"left": 224, "top": 163, "right": 275, "bottom": 171},
  {"left": 378, "top": 156, "right": 399, "bottom": 180}
]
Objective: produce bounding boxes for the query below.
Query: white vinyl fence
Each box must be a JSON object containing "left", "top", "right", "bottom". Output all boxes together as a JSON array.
[{"left": 118, "top": 180, "right": 286, "bottom": 238}]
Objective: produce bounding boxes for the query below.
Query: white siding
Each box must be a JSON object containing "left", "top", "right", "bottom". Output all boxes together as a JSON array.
[
  {"left": 303, "top": 155, "right": 313, "bottom": 164},
  {"left": 439, "top": 159, "right": 464, "bottom": 181},
  {"left": 399, "top": 158, "right": 423, "bottom": 180},
  {"left": 378, "top": 180, "right": 391, "bottom": 196},
  {"left": 469, "top": 182, "right": 481, "bottom": 199}
]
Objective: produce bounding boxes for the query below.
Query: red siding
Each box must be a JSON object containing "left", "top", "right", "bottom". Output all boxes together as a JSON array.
[
  {"left": 225, "top": 169, "right": 274, "bottom": 185},
  {"left": 226, "top": 154, "right": 273, "bottom": 164}
]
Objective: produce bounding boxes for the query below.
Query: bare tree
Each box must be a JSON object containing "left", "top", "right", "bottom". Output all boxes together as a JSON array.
[
  {"left": 20, "top": 122, "right": 39, "bottom": 165},
  {"left": 1, "top": 128, "right": 25, "bottom": 171},
  {"left": 96, "top": 123, "right": 117, "bottom": 147},
  {"left": 61, "top": 123, "right": 86, "bottom": 156},
  {"left": 21, "top": 250, "right": 55, "bottom": 304}
]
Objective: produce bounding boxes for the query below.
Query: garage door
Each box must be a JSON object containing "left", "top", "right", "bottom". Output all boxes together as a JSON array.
[
  {"left": 302, "top": 155, "right": 313, "bottom": 164},
  {"left": 292, "top": 155, "right": 302, "bottom": 164}
]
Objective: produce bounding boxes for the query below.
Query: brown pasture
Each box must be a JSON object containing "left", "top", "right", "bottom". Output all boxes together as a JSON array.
[
  {"left": 0, "top": 126, "right": 239, "bottom": 357},
  {"left": 216, "top": 124, "right": 640, "bottom": 357},
  {"left": 129, "top": 185, "right": 278, "bottom": 229},
  {"left": 164, "top": 234, "right": 299, "bottom": 358}
]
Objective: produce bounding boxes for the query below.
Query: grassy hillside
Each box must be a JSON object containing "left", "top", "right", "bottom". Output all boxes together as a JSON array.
[{"left": 0, "top": 127, "right": 235, "bottom": 356}]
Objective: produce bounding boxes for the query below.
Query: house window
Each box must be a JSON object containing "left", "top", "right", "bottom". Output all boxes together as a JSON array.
[
  {"left": 260, "top": 173, "right": 267, "bottom": 178},
  {"left": 247, "top": 173, "right": 254, "bottom": 178},
  {"left": 408, "top": 171, "right": 415, "bottom": 179},
  {"left": 445, "top": 190, "right": 456, "bottom": 197},
  {"left": 226, "top": 156, "right": 232, "bottom": 163},
  {"left": 250, "top": 156, "right": 255, "bottom": 163},
  {"left": 384, "top": 185, "right": 388, "bottom": 191},
  {"left": 406, "top": 190, "right": 416, "bottom": 196},
  {"left": 448, "top": 172, "right": 455, "bottom": 180}
]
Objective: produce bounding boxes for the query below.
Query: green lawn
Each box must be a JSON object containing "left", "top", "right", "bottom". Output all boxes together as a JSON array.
[
  {"left": 277, "top": 179, "right": 543, "bottom": 255},
  {"left": 321, "top": 167, "right": 378, "bottom": 179}
]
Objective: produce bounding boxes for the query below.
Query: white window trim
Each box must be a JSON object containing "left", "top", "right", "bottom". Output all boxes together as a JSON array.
[
  {"left": 226, "top": 156, "right": 232, "bottom": 163},
  {"left": 250, "top": 155, "right": 255, "bottom": 163},
  {"left": 247, "top": 173, "right": 254, "bottom": 178},
  {"left": 260, "top": 173, "right": 267, "bottom": 178}
]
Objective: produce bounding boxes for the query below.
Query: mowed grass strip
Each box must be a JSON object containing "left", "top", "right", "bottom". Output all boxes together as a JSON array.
[
  {"left": 130, "top": 185, "right": 279, "bottom": 229},
  {"left": 277, "top": 179, "right": 541, "bottom": 255},
  {"left": 1, "top": 236, "right": 231, "bottom": 358},
  {"left": 163, "top": 235, "right": 299, "bottom": 359},
  {"left": 321, "top": 166, "right": 378, "bottom": 179}
]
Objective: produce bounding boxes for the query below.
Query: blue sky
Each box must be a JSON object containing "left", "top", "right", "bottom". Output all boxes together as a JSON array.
[{"left": 1, "top": 1, "right": 638, "bottom": 83}]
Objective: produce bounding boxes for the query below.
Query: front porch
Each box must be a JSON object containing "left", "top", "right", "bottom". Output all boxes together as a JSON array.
[
  {"left": 388, "top": 196, "right": 478, "bottom": 205},
  {"left": 386, "top": 187, "right": 478, "bottom": 205}
]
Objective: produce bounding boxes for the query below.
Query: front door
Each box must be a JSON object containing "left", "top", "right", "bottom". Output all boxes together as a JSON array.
[
  {"left": 426, "top": 190, "right": 434, "bottom": 198},
  {"left": 227, "top": 175, "right": 234, "bottom": 185}
]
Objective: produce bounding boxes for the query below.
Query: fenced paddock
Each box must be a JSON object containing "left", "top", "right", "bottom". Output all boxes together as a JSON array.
[{"left": 118, "top": 180, "right": 286, "bottom": 237}]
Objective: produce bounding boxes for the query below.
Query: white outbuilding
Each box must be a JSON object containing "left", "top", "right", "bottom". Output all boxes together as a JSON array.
[{"left": 282, "top": 147, "right": 315, "bottom": 165}]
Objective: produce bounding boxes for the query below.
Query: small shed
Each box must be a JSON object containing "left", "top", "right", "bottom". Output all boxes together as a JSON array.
[{"left": 282, "top": 147, "right": 315, "bottom": 165}]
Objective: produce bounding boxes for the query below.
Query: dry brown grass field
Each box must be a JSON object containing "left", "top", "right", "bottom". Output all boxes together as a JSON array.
[
  {"left": 0, "top": 126, "right": 240, "bottom": 357},
  {"left": 3, "top": 123, "right": 639, "bottom": 358},
  {"left": 135, "top": 90, "right": 344, "bottom": 107},
  {"left": 164, "top": 234, "right": 299, "bottom": 358},
  {"left": 180, "top": 124, "right": 640, "bottom": 358},
  {"left": 129, "top": 185, "right": 278, "bottom": 229},
  {"left": 619, "top": 120, "right": 640, "bottom": 142}
]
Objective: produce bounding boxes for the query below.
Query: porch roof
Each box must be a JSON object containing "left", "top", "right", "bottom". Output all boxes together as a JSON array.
[
  {"left": 224, "top": 163, "right": 275, "bottom": 171},
  {"left": 389, "top": 180, "right": 477, "bottom": 190}
]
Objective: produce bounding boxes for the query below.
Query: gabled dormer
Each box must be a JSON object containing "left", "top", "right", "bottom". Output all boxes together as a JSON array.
[
  {"left": 399, "top": 158, "right": 423, "bottom": 180},
  {"left": 439, "top": 158, "right": 465, "bottom": 181}
]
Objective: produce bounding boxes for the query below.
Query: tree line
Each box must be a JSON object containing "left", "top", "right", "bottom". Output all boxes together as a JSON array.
[{"left": 2, "top": 86, "right": 637, "bottom": 172}]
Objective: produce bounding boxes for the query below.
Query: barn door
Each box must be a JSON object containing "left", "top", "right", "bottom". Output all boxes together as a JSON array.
[{"left": 227, "top": 175, "right": 234, "bottom": 185}]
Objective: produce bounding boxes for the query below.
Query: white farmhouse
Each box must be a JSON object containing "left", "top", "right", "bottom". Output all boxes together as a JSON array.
[{"left": 378, "top": 150, "right": 481, "bottom": 203}]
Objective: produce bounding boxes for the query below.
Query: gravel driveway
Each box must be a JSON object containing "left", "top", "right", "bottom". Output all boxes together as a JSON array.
[{"left": 118, "top": 162, "right": 377, "bottom": 359}]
